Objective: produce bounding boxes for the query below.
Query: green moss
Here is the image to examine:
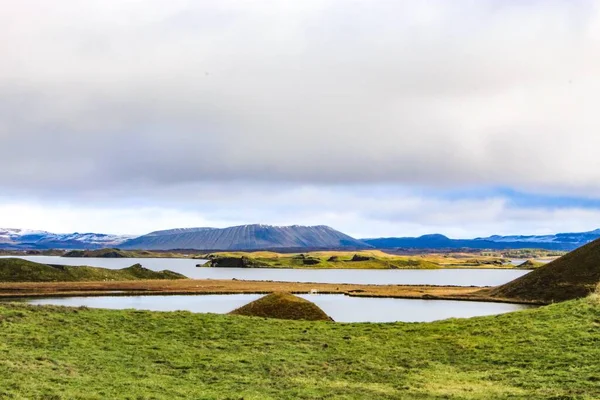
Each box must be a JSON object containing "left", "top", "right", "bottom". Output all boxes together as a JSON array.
[
  {"left": 0, "top": 258, "right": 186, "bottom": 282},
  {"left": 0, "top": 296, "right": 598, "bottom": 399},
  {"left": 230, "top": 292, "right": 333, "bottom": 321}
]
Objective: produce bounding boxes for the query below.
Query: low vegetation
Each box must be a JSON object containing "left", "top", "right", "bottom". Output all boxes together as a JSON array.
[
  {"left": 62, "top": 249, "right": 197, "bottom": 259},
  {"left": 515, "top": 259, "right": 545, "bottom": 269},
  {"left": 494, "top": 249, "right": 566, "bottom": 259},
  {"left": 202, "top": 250, "right": 512, "bottom": 269},
  {"left": 0, "top": 258, "right": 186, "bottom": 282},
  {"left": 41, "top": 247, "right": 517, "bottom": 269},
  {"left": 0, "top": 293, "right": 598, "bottom": 399},
  {"left": 230, "top": 292, "right": 333, "bottom": 321}
]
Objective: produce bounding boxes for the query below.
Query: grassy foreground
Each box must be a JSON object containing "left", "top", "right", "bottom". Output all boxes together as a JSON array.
[{"left": 0, "top": 296, "right": 599, "bottom": 399}]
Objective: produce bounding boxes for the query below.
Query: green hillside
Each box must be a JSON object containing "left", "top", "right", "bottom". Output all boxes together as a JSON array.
[
  {"left": 491, "top": 238, "right": 600, "bottom": 302},
  {"left": 0, "top": 258, "right": 186, "bottom": 282},
  {"left": 0, "top": 293, "right": 598, "bottom": 399}
]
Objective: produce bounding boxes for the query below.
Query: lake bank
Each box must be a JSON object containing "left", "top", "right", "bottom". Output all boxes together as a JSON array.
[
  {"left": 0, "top": 278, "right": 547, "bottom": 305},
  {"left": 0, "top": 255, "right": 531, "bottom": 285}
]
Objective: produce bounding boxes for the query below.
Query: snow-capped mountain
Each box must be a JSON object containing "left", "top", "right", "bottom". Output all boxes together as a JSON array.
[
  {"left": 0, "top": 228, "right": 133, "bottom": 250},
  {"left": 3, "top": 225, "right": 600, "bottom": 251}
]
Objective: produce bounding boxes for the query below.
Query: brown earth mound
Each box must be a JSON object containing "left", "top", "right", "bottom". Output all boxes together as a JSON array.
[
  {"left": 229, "top": 292, "right": 333, "bottom": 321},
  {"left": 490, "top": 238, "right": 600, "bottom": 302}
]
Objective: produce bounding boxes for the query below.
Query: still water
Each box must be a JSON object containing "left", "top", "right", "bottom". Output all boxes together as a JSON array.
[
  {"left": 9, "top": 294, "right": 535, "bottom": 323},
  {"left": 0, "top": 256, "right": 531, "bottom": 286}
]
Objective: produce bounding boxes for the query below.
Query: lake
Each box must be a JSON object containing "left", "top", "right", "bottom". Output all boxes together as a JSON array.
[
  {"left": 2, "top": 256, "right": 529, "bottom": 286},
  {"left": 0, "top": 256, "right": 531, "bottom": 286},
  {"left": 5, "top": 294, "right": 535, "bottom": 323}
]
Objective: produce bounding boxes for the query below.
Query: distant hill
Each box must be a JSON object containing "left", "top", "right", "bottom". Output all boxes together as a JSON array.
[
  {"left": 3, "top": 225, "right": 600, "bottom": 252},
  {"left": 362, "top": 229, "right": 600, "bottom": 251},
  {"left": 0, "top": 258, "right": 186, "bottom": 282},
  {"left": 119, "top": 224, "right": 371, "bottom": 251},
  {"left": 0, "top": 228, "right": 132, "bottom": 250},
  {"left": 490, "top": 238, "right": 600, "bottom": 302}
]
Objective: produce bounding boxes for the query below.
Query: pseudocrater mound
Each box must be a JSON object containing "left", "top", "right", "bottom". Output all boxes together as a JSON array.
[{"left": 230, "top": 292, "right": 333, "bottom": 321}]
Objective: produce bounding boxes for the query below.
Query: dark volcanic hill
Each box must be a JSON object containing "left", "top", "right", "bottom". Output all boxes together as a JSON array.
[
  {"left": 490, "top": 237, "right": 600, "bottom": 303},
  {"left": 119, "top": 224, "right": 371, "bottom": 251}
]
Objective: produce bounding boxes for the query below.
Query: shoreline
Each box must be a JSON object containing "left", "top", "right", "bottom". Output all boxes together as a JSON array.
[{"left": 0, "top": 279, "right": 547, "bottom": 305}]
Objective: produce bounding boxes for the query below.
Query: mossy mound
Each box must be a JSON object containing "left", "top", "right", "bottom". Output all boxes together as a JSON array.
[
  {"left": 230, "top": 292, "right": 333, "bottom": 321},
  {"left": 0, "top": 258, "right": 186, "bottom": 282},
  {"left": 516, "top": 259, "right": 545, "bottom": 269},
  {"left": 491, "top": 238, "right": 600, "bottom": 302},
  {"left": 207, "top": 256, "right": 268, "bottom": 268},
  {"left": 350, "top": 254, "right": 374, "bottom": 262}
]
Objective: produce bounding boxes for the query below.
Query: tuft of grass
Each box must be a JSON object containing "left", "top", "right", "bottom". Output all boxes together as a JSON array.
[
  {"left": 229, "top": 292, "right": 333, "bottom": 321},
  {"left": 0, "top": 295, "right": 598, "bottom": 399},
  {"left": 0, "top": 258, "right": 186, "bottom": 282}
]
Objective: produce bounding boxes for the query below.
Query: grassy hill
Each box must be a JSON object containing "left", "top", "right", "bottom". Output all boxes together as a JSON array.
[
  {"left": 491, "top": 238, "right": 600, "bottom": 302},
  {"left": 63, "top": 248, "right": 129, "bottom": 258},
  {"left": 0, "top": 293, "right": 598, "bottom": 398},
  {"left": 62, "top": 248, "right": 197, "bottom": 259},
  {"left": 0, "top": 258, "right": 186, "bottom": 282},
  {"left": 230, "top": 292, "right": 333, "bottom": 321}
]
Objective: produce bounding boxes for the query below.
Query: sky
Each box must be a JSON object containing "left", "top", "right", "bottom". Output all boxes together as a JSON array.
[{"left": 2, "top": 0, "right": 600, "bottom": 238}]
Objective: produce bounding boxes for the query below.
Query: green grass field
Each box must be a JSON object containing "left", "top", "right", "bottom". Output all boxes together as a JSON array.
[{"left": 0, "top": 294, "right": 598, "bottom": 399}]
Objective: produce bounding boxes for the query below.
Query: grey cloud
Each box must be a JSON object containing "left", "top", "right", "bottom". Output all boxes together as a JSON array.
[
  {"left": 1, "top": 0, "right": 600, "bottom": 198},
  {"left": 3, "top": 183, "right": 600, "bottom": 238}
]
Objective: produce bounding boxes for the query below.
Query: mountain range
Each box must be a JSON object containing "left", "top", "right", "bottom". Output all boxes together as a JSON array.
[
  {"left": 0, "top": 228, "right": 133, "bottom": 250},
  {"left": 361, "top": 229, "right": 600, "bottom": 251},
  {"left": 2, "top": 225, "right": 600, "bottom": 251}
]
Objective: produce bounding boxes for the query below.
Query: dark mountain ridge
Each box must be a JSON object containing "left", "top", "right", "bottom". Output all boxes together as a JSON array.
[
  {"left": 362, "top": 229, "right": 600, "bottom": 251},
  {"left": 119, "top": 224, "right": 371, "bottom": 251},
  {"left": 3, "top": 225, "right": 600, "bottom": 252}
]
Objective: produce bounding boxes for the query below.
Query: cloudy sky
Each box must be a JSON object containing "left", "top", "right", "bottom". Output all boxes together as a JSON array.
[{"left": 2, "top": 0, "right": 600, "bottom": 238}]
